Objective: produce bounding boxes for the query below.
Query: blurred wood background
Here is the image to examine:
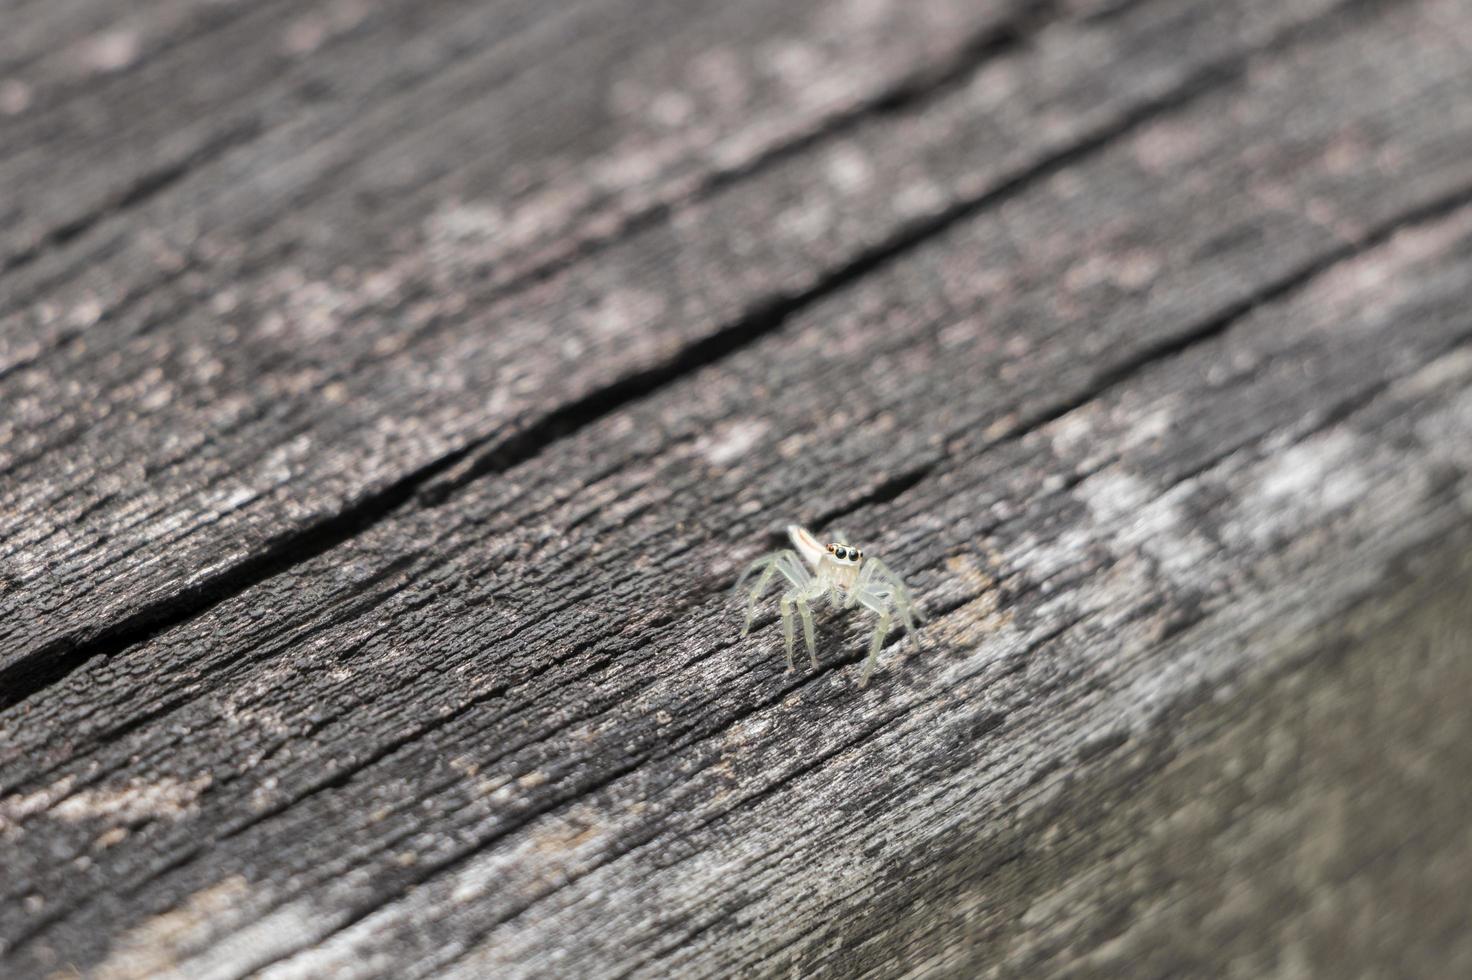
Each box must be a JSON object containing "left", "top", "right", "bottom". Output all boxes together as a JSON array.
[{"left": 2, "top": 0, "right": 1471, "bottom": 976}]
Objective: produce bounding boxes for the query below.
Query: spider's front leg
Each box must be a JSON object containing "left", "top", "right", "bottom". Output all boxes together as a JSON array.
[
  {"left": 857, "top": 557, "right": 922, "bottom": 642},
  {"left": 851, "top": 559, "right": 922, "bottom": 686}
]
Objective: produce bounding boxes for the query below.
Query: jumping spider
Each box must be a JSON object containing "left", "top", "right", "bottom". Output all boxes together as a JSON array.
[{"left": 734, "top": 525, "right": 921, "bottom": 686}]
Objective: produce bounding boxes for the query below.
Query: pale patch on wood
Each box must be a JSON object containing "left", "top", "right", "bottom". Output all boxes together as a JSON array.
[
  {"left": 89, "top": 877, "right": 249, "bottom": 980},
  {"left": 1076, "top": 466, "right": 1214, "bottom": 578},
  {"left": 0, "top": 79, "right": 32, "bottom": 115},
  {"left": 696, "top": 419, "right": 769, "bottom": 467},
  {"left": 1240, "top": 430, "right": 1370, "bottom": 547},
  {"left": 2, "top": 776, "right": 210, "bottom": 833},
  {"left": 72, "top": 29, "right": 141, "bottom": 74}
]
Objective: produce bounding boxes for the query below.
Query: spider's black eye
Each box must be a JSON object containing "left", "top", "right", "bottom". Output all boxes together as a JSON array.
[{"left": 838, "top": 547, "right": 851, "bottom": 560}]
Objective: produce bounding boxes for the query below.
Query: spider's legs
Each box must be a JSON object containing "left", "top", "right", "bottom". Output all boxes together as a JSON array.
[
  {"left": 859, "top": 610, "right": 892, "bottom": 687},
  {"left": 849, "top": 560, "right": 888, "bottom": 614},
  {"left": 775, "top": 551, "right": 822, "bottom": 670},
  {"left": 794, "top": 583, "right": 820, "bottom": 669},
  {"left": 739, "top": 563, "right": 777, "bottom": 637},
  {"left": 851, "top": 587, "right": 897, "bottom": 683},
  {"left": 779, "top": 594, "right": 797, "bottom": 671},
  {"left": 887, "top": 578, "right": 921, "bottom": 648},
  {"left": 779, "top": 585, "right": 821, "bottom": 670},
  {"left": 737, "top": 550, "right": 818, "bottom": 670},
  {"left": 862, "top": 558, "right": 922, "bottom": 645},
  {"left": 850, "top": 560, "right": 923, "bottom": 684},
  {"left": 846, "top": 554, "right": 879, "bottom": 609},
  {"left": 736, "top": 549, "right": 811, "bottom": 630}
]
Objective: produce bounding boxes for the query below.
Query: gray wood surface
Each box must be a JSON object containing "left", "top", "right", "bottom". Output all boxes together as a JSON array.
[
  {"left": 2, "top": 0, "right": 1471, "bottom": 977},
  {"left": 0, "top": 0, "right": 1354, "bottom": 676}
]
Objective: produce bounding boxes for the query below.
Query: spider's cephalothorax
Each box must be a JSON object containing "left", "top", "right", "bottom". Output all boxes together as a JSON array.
[{"left": 734, "top": 525, "right": 921, "bottom": 686}]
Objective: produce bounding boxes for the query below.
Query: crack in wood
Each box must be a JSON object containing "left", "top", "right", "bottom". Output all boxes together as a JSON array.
[
  {"left": 0, "top": 0, "right": 1145, "bottom": 712},
  {"left": 0, "top": 0, "right": 1075, "bottom": 319},
  {"left": 0, "top": 119, "right": 265, "bottom": 278},
  {"left": 451, "top": 1, "right": 1085, "bottom": 314},
  {"left": 3, "top": 0, "right": 1471, "bottom": 972},
  {"left": 252, "top": 223, "right": 1472, "bottom": 973},
  {"left": 11, "top": 264, "right": 1472, "bottom": 959},
  {"left": 0, "top": 0, "right": 1442, "bottom": 725},
  {"left": 812, "top": 461, "right": 943, "bottom": 531},
  {"left": 960, "top": 184, "right": 1472, "bottom": 460},
  {"left": 8, "top": 24, "right": 1460, "bottom": 971}
]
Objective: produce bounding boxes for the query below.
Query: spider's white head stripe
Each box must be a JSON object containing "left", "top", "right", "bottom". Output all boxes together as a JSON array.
[{"left": 788, "top": 525, "right": 827, "bottom": 568}]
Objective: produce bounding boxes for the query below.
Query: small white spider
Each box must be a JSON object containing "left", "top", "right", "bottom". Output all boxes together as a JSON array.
[{"left": 734, "top": 525, "right": 921, "bottom": 686}]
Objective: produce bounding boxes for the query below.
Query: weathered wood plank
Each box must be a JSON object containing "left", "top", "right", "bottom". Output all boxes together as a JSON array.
[
  {"left": 0, "top": 0, "right": 266, "bottom": 100},
  {"left": 5, "top": 0, "right": 1020, "bottom": 272},
  {"left": 7, "top": 203, "right": 1471, "bottom": 977},
  {"left": 0, "top": 0, "right": 1041, "bottom": 297},
  {"left": 0, "top": 0, "right": 1466, "bottom": 829},
  {"left": 3, "top": 0, "right": 1471, "bottom": 970},
  {"left": 0, "top": 0, "right": 1376, "bottom": 682},
  {"left": 5, "top": 0, "right": 1460, "bottom": 715},
  {"left": 255, "top": 214, "right": 1472, "bottom": 978}
]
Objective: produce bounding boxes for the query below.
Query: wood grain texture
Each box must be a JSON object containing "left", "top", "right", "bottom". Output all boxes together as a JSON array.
[
  {"left": 3, "top": 0, "right": 1472, "bottom": 976},
  {"left": 0, "top": 0, "right": 1368, "bottom": 676}
]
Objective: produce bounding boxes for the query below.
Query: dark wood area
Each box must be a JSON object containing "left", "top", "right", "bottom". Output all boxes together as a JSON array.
[{"left": 3, "top": 0, "right": 1471, "bottom": 976}]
